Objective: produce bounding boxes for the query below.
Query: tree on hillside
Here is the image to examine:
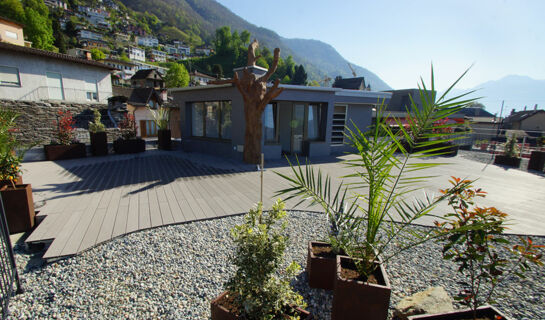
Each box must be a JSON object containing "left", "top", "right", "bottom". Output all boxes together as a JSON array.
[
  {"left": 90, "top": 48, "right": 105, "bottom": 60},
  {"left": 165, "top": 63, "right": 190, "bottom": 88},
  {"left": 292, "top": 65, "right": 307, "bottom": 85},
  {"left": 212, "top": 64, "right": 223, "bottom": 78},
  {"left": 22, "top": 0, "right": 56, "bottom": 50},
  {"left": 0, "top": 0, "right": 25, "bottom": 22},
  {"left": 52, "top": 18, "right": 67, "bottom": 53},
  {"left": 214, "top": 26, "right": 232, "bottom": 56}
]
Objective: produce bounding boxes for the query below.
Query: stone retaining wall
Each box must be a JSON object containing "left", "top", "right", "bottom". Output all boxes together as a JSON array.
[{"left": 0, "top": 99, "right": 126, "bottom": 146}]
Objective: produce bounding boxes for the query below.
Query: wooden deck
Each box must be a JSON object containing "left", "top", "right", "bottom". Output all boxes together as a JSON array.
[{"left": 23, "top": 150, "right": 545, "bottom": 261}]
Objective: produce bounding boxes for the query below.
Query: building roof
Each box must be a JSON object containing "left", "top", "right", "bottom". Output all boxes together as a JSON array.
[
  {"left": 332, "top": 77, "right": 366, "bottom": 90},
  {"left": 100, "top": 58, "right": 136, "bottom": 67},
  {"left": 0, "top": 16, "right": 24, "bottom": 28},
  {"left": 457, "top": 107, "right": 495, "bottom": 118},
  {"left": 190, "top": 70, "right": 216, "bottom": 79},
  {"left": 0, "top": 42, "right": 114, "bottom": 70},
  {"left": 503, "top": 110, "right": 545, "bottom": 123},
  {"left": 131, "top": 69, "right": 163, "bottom": 80}
]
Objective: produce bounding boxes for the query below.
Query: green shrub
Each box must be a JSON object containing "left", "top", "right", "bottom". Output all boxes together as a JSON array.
[
  {"left": 226, "top": 199, "right": 306, "bottom": 319},
  {"left": 88, "top": 109, "right": 105, "bottom": 133}
]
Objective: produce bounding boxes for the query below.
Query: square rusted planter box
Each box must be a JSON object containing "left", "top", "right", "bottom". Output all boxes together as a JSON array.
[
  {"left": 158, "top": 129, "right": 171, "bottom": 150},
  {"left": 331, "top": 255, "right": 391, "bottom": 320},
  {"left": 90, "top": 132, "right": 108, "bottom": 156},
  {"left": 493, "top": 155, "right": 521, "bottom": 168},
  {"left": 44, "top": 143, "right": 86, "bottom": 161},
  {"left": 407, "top": 305, "right": 512, "bottom": 320},
  {"left": 210, "top": 291, "right": 312, "bottom": 320},
  {"left": 307, "top": 241, "right": 342, "bottom": 290},
  {"left": 0, "top": 184, "right": 35, "bottom": 234},
  {"left": 113, "top": 138, "right": 145, "bottom": 154}
]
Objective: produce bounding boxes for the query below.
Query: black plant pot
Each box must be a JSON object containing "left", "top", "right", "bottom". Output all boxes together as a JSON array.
[
  {"left": 157, "top": 129, "right": 171, "bottom": 150},
  {"left": 493, "top": 155, "right": 521, "bottom": 168},
  {"left": 113, "top": 138, "right": 146, "bottom": 154},
  {"left": 528, "top": 151, "right": 545, "bottom": 171},
  {"left": 90, "top": 132, "right": 108, "bottom": 156}
]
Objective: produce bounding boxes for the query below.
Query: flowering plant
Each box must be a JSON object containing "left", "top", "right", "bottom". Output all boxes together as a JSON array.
[
  {"left": 119, "top": 113, "right": 137, "bottom": 140},
  {"left": 55, "top": 110, "right": 76, "bottom": 145},
  {"left": 435, "top": 177, "right": 543, "bottom": 320},
  {"left": 432, "top": 118, "right": 454, "bottom": 135}
]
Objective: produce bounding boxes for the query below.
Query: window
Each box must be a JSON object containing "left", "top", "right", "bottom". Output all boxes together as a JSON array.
[
  {"left": 0, "top": 66, "right": 21, "bottom": 86},
  {"left": 85, "top": 80, "right": 98, "bottom": 101},
  {"left": 191, "top": 101, "right": 232, "bottom": 140},
  {"left": 46, "top": 72, "right": 64, "bottom": 100},
  {"left": 264, "top": 103, "right": 278, "bottom": 143},
  {"left": 331, "top": 105, "right": 347, "bottom": 145},
  {"left": 307, "top": 104, "right": 321, "bottom": 140},
  {"left": 5, "top": 31, "right": 18, "bottom": 40}
]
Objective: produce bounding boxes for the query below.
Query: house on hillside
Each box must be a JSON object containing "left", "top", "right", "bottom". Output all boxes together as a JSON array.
[
  {"left": 0, "top": 16, "right": 31, "bottom": 47},
  {"left": 127, "top": 46, "right": 145, "bottom": 62},
  {"left": 137, "top": 36, "right": 159, "bottom": 48},
  {"left": 78, "top": 29, "right": 103, "bottom": 41},
  {"left": 189, "top": 71, "right": 216, "bottom": 86},
  {"left": 502, "top": 108, "right": 545, "bottom": 133},
  {"left": 170, "top": 65, "right": 391, "bottom": 160},
  {"left": 100, "top": 58, "right": 137, "bottom": 85},
  {"left": 81, "top": 39, "right": 109, "bottom": 50},
  {"left": 0, "top": 42, "right": 113, "bottom": 103},
  {"left": 149, "top": 49, "right": 167, "bottom": 63},
  {"left": 131, "top": 69, "right": 165, "bottom": 89},
  {"left": 333, "top": 77, "right": 370, "bottom": 91},
  {"left": 67, "top": 48, "right": 92, "bottom": 60},
  {"left": 44, "top": 0, "right": 68, "bottom": 10}
]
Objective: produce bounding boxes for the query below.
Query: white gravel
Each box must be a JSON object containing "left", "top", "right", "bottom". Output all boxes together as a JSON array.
[{"left": 8, "top": 210, "right": 545, "bottom": 319}]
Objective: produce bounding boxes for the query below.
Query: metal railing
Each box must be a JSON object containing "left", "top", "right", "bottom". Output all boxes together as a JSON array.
[
  {"left": 0, "top": 196, "right": 22, "bottom": 319},
  {"left": 17, "top": 86, "right": 112, "bottom": 103}
]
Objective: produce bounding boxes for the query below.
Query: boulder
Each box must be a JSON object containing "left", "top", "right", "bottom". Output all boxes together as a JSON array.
[{"left": 393, "top": 286, "right": 454, "bottom": 320}]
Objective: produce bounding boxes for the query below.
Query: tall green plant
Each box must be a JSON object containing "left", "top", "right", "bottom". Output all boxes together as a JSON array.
[
  {"left": 276, "top": 67, "right": 479, "bottom": 278},
  {"left": 147, "top": 106, "right": 170, "bottom": 130},
  {"left": 88, "top": 109, "right": 105, "bottom": 133},
  {"left": 0, "top": 108, "right": 31, "bottom": 188},
  {"left": 502, "top": 132, "right": 519, "bottom": 158}
]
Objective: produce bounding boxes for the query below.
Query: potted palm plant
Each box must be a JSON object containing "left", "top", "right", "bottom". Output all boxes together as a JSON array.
[
  {"left": 493, "top": 133, "right": 521, "bottom": 167},
  {"left": 148, "top": 106, "right": 171, "bottom": 150},
  {"left": 408, "top": 177, "right": 543, "bottom": 320},
  {"left": 210, "top": 200, "right": 311, "bottom": 319},
  {"left": 0, "top": 108, "right": 35, "bottom": 234},
  {"left": 44, "top": 110, "right": 86, "bottom": 160},
  {"left": 276, "top": 67, "right": 478, "bottom": 320},
  {"left": 88, "top": 109, "right": 108, "bottom": 156},
  {"left": 113, "top": 113, "right": 145, "bottom": 154}
]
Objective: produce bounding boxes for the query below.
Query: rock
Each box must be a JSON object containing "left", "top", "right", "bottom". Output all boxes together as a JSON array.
[{"left": 393, "top": 286, "right": 454, "bottom": 320}]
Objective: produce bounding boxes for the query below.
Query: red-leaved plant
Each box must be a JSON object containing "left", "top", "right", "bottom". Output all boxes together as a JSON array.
[
  {"left": 435, "top": 177, "right": 543, "bottom": 320},
  {"left": 55, "top": 110, "right": 76, "bottom": 145},
  {"left": 118, "top": 113, "right": 137, "bottom": 140}
]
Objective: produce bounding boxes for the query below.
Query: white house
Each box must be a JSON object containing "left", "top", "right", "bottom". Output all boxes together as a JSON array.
[
  {"left": 78, "top": 29, "right": 103, "bottom": 41},
  {"left": 149, "top": 49, "right": 167, "bottom": 63},
  {"left": 127, "top": 46, "right": 145, "bottom": 62},
  {"left": 0, "top": 42, "right": 113, "bottom": 103},
  {"left": 137, "top": 36, "right": 159, "bottom": 48},
  {"left": 174, "top": 41, "right": 191, "bottom": 56}
]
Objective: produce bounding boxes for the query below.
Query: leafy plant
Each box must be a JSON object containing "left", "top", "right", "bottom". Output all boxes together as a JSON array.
[
  {"left": 276, "top": 67, "right": 478, "bottom": 278},
  {"left": 118, "top": 113, "right": 137, "bottom": 140},
  {"left": 502, "top": 133, "right": 519, "bottom": 158},
  {"left": 55, "top": 110, "right": 75, "bottom": 145},
  {"left": 0, "top": 108, "right": 23, "bottom": 188},
  {"left": 435, "top": 177, "right": 543, "bottom": 320},
  {"left": 147, "top": 106, "right": 170, "bottom": 130},
  {"left": 88, "top": 109, "right": 105, "bottom": 133},
  {"left": 225, "top": 199, "right": 307, "bottom": 319}
]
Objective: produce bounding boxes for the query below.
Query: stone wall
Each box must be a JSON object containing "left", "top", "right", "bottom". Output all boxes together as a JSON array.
[{"left": 0, "top": 99, "right": 126, "bottom": 146}]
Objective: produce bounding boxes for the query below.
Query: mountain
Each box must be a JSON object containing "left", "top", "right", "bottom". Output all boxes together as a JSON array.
[
  {"left": 118, "top": 0, "right": 391, "bottom": 89},
  {"left": 446, "top": 75, "right": 545, "bottom": 116}
]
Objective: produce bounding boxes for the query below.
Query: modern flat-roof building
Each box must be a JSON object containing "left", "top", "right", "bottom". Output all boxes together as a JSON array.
[{"left": 170, "top": 70, "right": 391, "bottom": 160}]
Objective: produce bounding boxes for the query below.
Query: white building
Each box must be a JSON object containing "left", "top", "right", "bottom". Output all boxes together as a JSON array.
[
  {"left": 44, "top": 0, "right": 67, "bottom": 10},
  {"left": 164, "top": 45, "right": 177, "bottom": 55},
  {"left": 0, "top": 42, "right": 113, "bottom": 103},
  {"left": 149, "top": 49, "right": 167, "bottom": 63},
  {"left": 78, "top": 29, "right": 103, "bottom": 41},
  {"left": 137, "top": 36, "right": 159, "bottom": 48},
  {"left": 127, "top": 46, "right": 145, "bottom": 62},
  {"left": 174, "top": 41, "right": 191, "bottom": 56},
  {"left": 195, "top": 47, "right": 211, "bottom": 56}
]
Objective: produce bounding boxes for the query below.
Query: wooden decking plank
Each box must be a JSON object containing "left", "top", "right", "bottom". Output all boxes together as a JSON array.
[
  {"left": 155, "top": 185, "right": 175, "bottom": 225},
  {"left": 95, "top": 187, "right": 124, "bottom": 245},
  {"left": 156, "top": 157, "right": 188, "bottom": 223},
  {"left": 25, "top": 213, "right": 64, "bottom": 243},
  {"left": 166, "top": 162, "right": 202, "bottom": 220}
]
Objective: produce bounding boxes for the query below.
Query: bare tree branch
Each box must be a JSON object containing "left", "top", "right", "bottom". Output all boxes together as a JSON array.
[{"left": 260, "top": 48, "right": 281, "bottom": 83}]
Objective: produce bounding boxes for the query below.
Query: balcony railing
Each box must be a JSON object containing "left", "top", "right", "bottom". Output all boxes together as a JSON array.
[{"left": 17, "top": 86, "right": 112, "bottom": 103}]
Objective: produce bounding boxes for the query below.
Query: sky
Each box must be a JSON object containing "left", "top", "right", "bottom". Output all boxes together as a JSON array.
[{"left": 215, "top": 0, "right": 545, "bottom": 92}]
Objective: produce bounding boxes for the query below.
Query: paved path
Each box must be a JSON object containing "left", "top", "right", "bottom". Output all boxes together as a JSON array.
[{"left": 21, "top": 150, "right": 545, "bottom": 260}]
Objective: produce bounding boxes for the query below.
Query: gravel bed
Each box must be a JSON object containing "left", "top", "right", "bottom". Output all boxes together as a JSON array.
[
  {"left": 458, "top": 149, "right": 532, "bottom": 172},
  {"left": 8, "top": 211, "right": 545, "bottom": 319}
]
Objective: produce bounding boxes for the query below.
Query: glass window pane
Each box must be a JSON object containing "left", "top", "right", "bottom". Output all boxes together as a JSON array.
[
  {"left": 264, "top": 104, "right": 276, "bottom": 142},
  {"left": 221, "top": 101, "right": 232, "bottom": 140},
  {"left": 192, "top": 103, "right": 204, "bottom": 137},
  {"left": 308, "top": 104, "right": 320, "bottom": 140},
  {"left": 0, "top": 66, "right": 20, "bottom": 85},
  {"left": 205, "top": 102, "right": 219, "bottom": 138}
]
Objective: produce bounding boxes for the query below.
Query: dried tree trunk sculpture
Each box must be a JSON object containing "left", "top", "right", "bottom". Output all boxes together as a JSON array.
[{"left": 218, "top": 40, "right": 284, "bottom": 163}]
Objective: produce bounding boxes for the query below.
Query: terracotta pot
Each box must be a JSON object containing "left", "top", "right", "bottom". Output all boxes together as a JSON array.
[
  {"left": 0, "top": 184, "right": 35, "bottom": 234},
  {"left": 90, "top": 131, "right": 108, "bottom": 156},
  {"left": 0, "top": 175, "right": 23, "bottom": 187},
  {"left": 331, "top": 255, "right": 391, "bottom": 320},
  {"left": 307, "top": 241, "right": 344, "bottom": 290},
  {"left": 210, "top": 291, "right": 312, "bottom": 320},
  {"left": 407, "top": 305, "right": 512, "bottom": 320},
  {"left": 157, "top": 129, "right": 171, "bottom": 150},
  {"left": 44, "top": 143, "right": 86, "bottom": 161},
  {"left": 113, "top": 138, "right": 145, "bottom": 154},
  {"left": 493, "top": 155, "right": 521, "bottom": 168}
]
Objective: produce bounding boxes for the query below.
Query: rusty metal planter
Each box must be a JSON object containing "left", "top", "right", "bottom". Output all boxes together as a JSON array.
[
  {"left": 0, "top": 184, "right": 35, "bottom": 234},
  {"left": 90, "top": 132, "right": 108, "bottom": 156},
  {"left": 493, "top": 155, "right": 521, "bottom": 168},
  {"left": 157, "top": 129, "right": 171, "bottom": 150},
  {"left": 44, "top": 143, "right": 86, "bottom": 161},
  {"left": 307, "top": 241, "right": 343, "bottom": 290},
  {"left": 331, "top": 255, "right": 391, "bottom": 320},
  {"left": 407, "top": 305, "right": 513, "bottom": 320},
  {"left": 113, "top": 138, "right": 145, "bottom": 154}
]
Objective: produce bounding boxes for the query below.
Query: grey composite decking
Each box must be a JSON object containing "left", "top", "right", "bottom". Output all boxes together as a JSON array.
[{"left": 23, "top": 150, "right": 545, "bottom": 261}]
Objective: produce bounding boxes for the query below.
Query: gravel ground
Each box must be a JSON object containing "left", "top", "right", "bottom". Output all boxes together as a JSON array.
[
  {"left": 458, "top": 149, "right": 533, "bottom": 172},
  {"left": 8, "top": 210, "right": 545, "bottom": 320}
]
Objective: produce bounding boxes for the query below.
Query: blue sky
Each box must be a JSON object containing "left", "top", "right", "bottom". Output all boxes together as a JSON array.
[{"left": 215, "top": 0, "right": 545, "bottom": 92}]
